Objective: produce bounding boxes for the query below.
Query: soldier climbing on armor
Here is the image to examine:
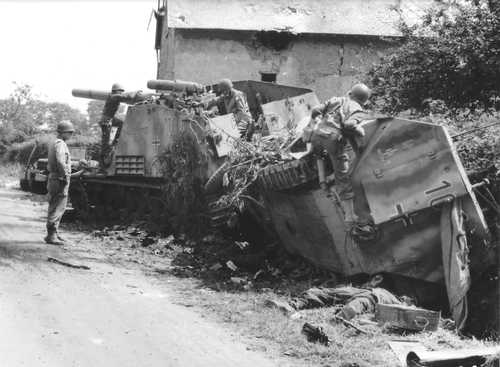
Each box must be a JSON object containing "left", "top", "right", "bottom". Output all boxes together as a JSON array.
[
  {"left": 99, "top": 83, "right": 146, "bottom": 170},
  {"left": 204, "top": 79, "right": 255, "bottom": 141},
  {"left": 302, "top": 83, "right": 372, "bottom": 229}
]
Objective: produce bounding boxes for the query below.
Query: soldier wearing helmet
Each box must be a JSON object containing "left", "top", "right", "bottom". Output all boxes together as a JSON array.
[
  {"left": 205, "top": 79, "right": 254, "bottom": 141},
  {"left": 303, "top": 83, "right": 372, "bottom": 224},
  {"left": 45, "top": 120, "right": 83, "bottom": 245},
  {"left": 99, "top": 83, "right": 145, "bottom": 169}
]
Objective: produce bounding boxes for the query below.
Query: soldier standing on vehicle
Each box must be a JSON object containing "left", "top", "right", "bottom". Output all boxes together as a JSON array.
[
  {"left": 98, "top": 83, "right": 147, "bottom": 169},
  {"left": 205, "top": 79, "right": 254, "bottom": 141},
  {"left": 45, "top": 121, "right": 83, "bottom": 245},
  {"left": 99, "top": 83, "right": 126, "bottom": 169},
  {"left": 303, "top": 83, "right": 371, "bottom": 224}
]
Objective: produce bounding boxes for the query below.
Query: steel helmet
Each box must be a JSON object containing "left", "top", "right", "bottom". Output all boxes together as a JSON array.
[
  {"left": 218, "top": 78, "right": 233, "bottom": 92},
  {"left": 57, "top": 120, "right": 75, "bottom": 133},
  {"left": 349, "top": 83, "right": 372, "bottom": 105},
  {"left": 111, "top": 83, "right": 125, "bottom": 93}
]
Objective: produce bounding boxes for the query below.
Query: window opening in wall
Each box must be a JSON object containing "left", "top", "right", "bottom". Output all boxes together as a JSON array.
[{"left": 260, "top": 72, "right": 277, "bottom": 83}]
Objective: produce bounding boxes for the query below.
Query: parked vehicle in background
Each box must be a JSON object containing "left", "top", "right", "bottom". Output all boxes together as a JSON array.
[{"left": 19, "top": 141, "right": 95, "bottom": 194}]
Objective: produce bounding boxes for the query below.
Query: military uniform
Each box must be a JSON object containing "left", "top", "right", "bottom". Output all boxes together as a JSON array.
[
  {"left": 207, "top": 88, "right": 254, "bottom": 140},
  {"left": 305, "top": 96, "right": 366, "bottom": 200},
  {"left": 289, "top": 286, "right": 402, "bottom": 320},
  {"left": 99, "top": 91, "right": 142, "bottom": 168},
  {"left": 46, "top": 138, "right": 72, "bottom": 237}
]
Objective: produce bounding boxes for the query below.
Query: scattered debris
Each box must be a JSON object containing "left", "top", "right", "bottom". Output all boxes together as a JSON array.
[
  {"left": 234, "top": 241, "right": 249, "bottom": 250},
  {"left": 376, "top": 304, "right": 440, "bottom": 332},
  {"left": 47, "top": 257, "right": 90, "bottom": 270},
  {"left": 209, "top": 263, "right": 223, "bottom": 271},
  {"left": 407, "top": 346, "right": 500, "bottom": 367},
  {"left": 388, "top": 340, "right": 427, "bottom": 367},
  {"left": 152, "top": 249, "right": 164, "bottom": 256},
  {"left": 253, "top": 269, "right": 265, "bottom": 280},
  {"left": 154, "top": 267, "right": 169, "bottom": 274},
  {"left": 290, "top": 312, "right": 303, "bottom": 320},
  {"left": 230, "top": 276, "right": 247, "bottom": 285},
  {"left": 226, "top": 260, "right": 238, "bottom": 271},
  {"left": 332, "top": 315, "right": 370, "bottom": 335},
  {"left": 128, "top": 228, "right": 141, "bottom": 236},
  {"left": 301, "top": 322, "right": 330, "bottom": 346},
  {"left": 264, "top": 299, "right": 295, "bottom": 314},
  {"left": 141, "top": 235, "right": 156, "bottom": 247}
]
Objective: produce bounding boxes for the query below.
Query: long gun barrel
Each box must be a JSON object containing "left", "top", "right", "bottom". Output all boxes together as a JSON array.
[
  {"left": 147, "top": 79, "right": 205, "bottom": 94},
  {"left": 452, "top": 120, "right": 500, "bottom": 140},
  {"left": 71, "top": 89, "right": 111, "bottom": 101}
]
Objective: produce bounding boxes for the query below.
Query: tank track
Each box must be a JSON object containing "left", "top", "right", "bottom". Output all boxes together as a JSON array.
[
  {"left": 257, "top": 158, "right": 318, "bottom": 192},
  {"left": 68, "top": 178, "right": 167, "bottom": 224}
]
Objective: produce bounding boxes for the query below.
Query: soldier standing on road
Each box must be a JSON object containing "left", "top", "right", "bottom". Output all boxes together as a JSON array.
[
  {"left": 45, "top": 121, "right": 83, "bottom": 245},
  {"left": 205, "top": 79, "right": 255, "bottom": 141},
  {"left": 303, "top": 83, "right": 371, "bottom": 224}
]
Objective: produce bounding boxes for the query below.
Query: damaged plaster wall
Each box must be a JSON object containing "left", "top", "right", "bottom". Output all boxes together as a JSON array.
[{"left": 158, "top": 29, "right": 392, "bottom": 101}]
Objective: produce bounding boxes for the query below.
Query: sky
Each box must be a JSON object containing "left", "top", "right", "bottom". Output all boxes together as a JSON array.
[{"left": 0, "top": 0, "right": 158, "bottom": 111}]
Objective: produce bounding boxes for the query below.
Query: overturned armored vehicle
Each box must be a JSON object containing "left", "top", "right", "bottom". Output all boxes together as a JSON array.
[{"left": 240, "top": 113, "right": 493, "bottom": 330}]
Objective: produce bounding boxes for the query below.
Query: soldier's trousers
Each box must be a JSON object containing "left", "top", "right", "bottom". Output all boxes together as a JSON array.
[
  {"left": 310, "top": 126, "right": 357, "bottom": 200},
  {"left": 46, "top": 178, "right": 70, "bottom": 234},
  {"left": 289, "top": 286, "right": 401, "bottom": 320},
  {"left": 100, "top": 117, "right": 123, "bottom": 167}
]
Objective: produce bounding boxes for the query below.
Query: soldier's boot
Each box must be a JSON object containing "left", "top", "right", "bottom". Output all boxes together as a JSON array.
[
  {"left": 56, "top": 232, "right": 68, "bottom": 244},
  {"left": 44, "top": 227, "right": 64, "bottom": 246}
]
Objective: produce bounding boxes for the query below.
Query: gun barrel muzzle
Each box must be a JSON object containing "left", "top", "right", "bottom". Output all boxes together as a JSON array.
[
  {"left": 147, "top": 79, "right": 204, "bottom": 94},
  {"left": 72, "top": 89, "right": 111, "bottom": 101}
]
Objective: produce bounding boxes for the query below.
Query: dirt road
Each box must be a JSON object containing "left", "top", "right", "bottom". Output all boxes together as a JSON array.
[{"left": 0, "top": 186, "right": 278, "bottom": 367}]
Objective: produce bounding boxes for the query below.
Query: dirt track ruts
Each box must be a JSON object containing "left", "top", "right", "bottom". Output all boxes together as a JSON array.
[{"left": 0, "top": 186, "right": 279, "bottom": 367}]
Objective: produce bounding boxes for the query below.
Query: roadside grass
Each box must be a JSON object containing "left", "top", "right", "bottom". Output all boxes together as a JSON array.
[
  {"left": 167, "top": 276, "right": 488, "bottom": 367},
  {"left": 0, "top": 162, "right": 21, "bottom": 187},
  {"left": 69, "top": 224, "right": 495, "bottom": 367}
]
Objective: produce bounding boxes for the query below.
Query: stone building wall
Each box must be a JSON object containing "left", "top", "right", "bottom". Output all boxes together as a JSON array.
[{"left": 158, "top": 29, "right": 392, "bottom": 101}]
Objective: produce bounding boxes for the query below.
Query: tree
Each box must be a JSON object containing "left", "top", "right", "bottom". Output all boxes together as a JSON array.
[
  {"left": 368, "top": 1, "right": 500, "bottom": 113},
  {"left": 0, "top": 83, "right": 96, "bottom": 155}
]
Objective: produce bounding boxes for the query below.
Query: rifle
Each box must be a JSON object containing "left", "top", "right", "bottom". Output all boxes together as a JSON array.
[{"left": 451, "top": 120, "right": 500, "bottom": 140}]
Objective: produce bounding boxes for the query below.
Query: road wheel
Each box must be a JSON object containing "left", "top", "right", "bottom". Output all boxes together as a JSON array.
[{"left": 258, "top": 158, "right": 317, "bottom": 192}]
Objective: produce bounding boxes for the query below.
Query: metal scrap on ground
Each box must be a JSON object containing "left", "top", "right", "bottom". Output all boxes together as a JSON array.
[
  {"left": 47, "top": 257, "right": 91, "bottom": 270},
  {"left": 406, "top": 346, "right": 500, "bottom": 367}
]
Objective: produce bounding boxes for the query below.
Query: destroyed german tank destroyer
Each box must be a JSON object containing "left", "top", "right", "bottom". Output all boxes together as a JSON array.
[
  {"left": 69, "top": 80, "right": 316, "bottom": 225},
  {"left": 70, "top": 77, "right": 492, "bottom": 328}
]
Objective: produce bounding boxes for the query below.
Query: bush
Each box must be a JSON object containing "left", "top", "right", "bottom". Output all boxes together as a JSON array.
[
  {"left": 414, "top": 107, "right": 500, "bottom": 174},
  {"left": 158, "top": 130, "right": 208, "bottom": 236},
  {"left": 366, "top": 1, "right": 500, "bottom": 177},
  {"left": 368, "top": 2, "right": 500, "bottom": 113}
]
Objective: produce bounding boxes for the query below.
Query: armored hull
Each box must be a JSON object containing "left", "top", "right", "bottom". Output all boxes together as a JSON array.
[
  {"left": 70, "top": 81, "right": 317, "bottom": 225},
  {"left": 260, "top": 118, "right": 488, "bottom": 284}
]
